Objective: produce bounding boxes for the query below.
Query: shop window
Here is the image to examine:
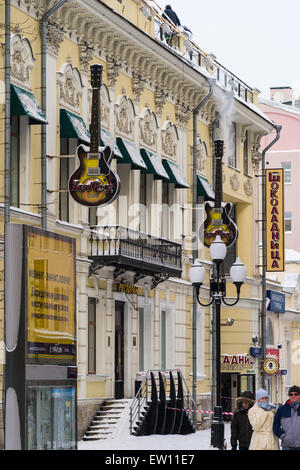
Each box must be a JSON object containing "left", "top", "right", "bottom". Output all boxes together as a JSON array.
[
  {"left": 88, "top": 297, "right": 97, "bottom": 374},
  {"left": 160, "top": 307, "right": 174, "bottom": 369}
]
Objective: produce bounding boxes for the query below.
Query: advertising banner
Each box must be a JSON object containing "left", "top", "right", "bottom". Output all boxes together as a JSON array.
[
  {"left": 26, "top": 226, "right": 76, "bottom": 364},
  {"left": 266, "top": 168, "right": 285, "bottom": 271}
]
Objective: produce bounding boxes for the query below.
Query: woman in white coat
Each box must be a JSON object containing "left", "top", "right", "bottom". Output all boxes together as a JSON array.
[{"left": 248, "top": 388, "right": 279, "bottom": 450}]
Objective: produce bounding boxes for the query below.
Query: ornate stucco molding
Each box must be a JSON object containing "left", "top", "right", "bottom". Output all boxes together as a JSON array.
[
  {"left": 46, "top": 24, "right": 64, "bottom": 57},
  {"left": 10, "top": 33, "right": 35, "bottom": 89},
  {"left": 114, "top": 91, "right": 135, "bottom": 139},
  {"left": 161, "top": 120, "right": 178, "bottom": 160},
  {"left": 57, "top": 60, "right": 84, "bottom": 113},
  {"left": 139, "top": 107, "right": 158, "bottom": 151}
]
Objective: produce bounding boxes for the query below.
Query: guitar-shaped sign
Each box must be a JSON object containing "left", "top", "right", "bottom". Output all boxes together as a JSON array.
[
  {"left": 202, "top": 139, "right": 238, "bottom": 248},
  {"left": 69, "top": 64, "right": 120, "bottom": 207}
]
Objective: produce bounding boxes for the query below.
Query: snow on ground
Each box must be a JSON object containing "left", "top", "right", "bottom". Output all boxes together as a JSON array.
[{"left": 78, "top": 405, "right": 232, "bottom": 451}]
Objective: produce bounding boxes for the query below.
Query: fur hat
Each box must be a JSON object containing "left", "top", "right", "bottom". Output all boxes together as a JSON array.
[
  {"left": 236, "top": 390, "right": 255, "bottom": 407},
  {"left": 288, "top": 385, "right": 300, "bottom": 395},
  {"left": 256, "top": 388, "right": 269, "bottom": 401}
]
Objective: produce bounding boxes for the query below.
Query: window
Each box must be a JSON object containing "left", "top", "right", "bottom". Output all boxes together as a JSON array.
[
  {"left": 140, "top": 173, "right": 147, "bottom": 232},
  {"left": 161, "top": 309, "right": 167, "bottom": 369},
  {"left": 224, "top": 204, "right": 236, "bottom": 274},
  {"left": 88, "top": 298, "right": 97, "bottom": 374},
  {"left": 139, "top": 307, "right": 144, "bottom": 371},
  {"left": 228, "top": 123, "right": 237, "bottom": 168},
  {"left": 282, "top": 161, "right": 291, "bottom": 183},
  {"left": 285, "top": 211, "right": 292, "bottom": 232},
  {"left": 11, "top": 115, "right": 20, "bottom": 207},
  {"left": 161, "top": 182, "right": 169, "bottom": 239},
  {"left": 160, "top": 307, "right": 174, "bottom": 369},
  {"left": 266, "top": 318, "right": 274, "bottom": 346},
  {"left": 243, "top": 130, "right": 249, "bottom": 175},
  {"left": 59, "top": 138, "right": 70, "bottom": 222},
  {"left": 89, "top": 207, "right": 97, "bottom": 227}
]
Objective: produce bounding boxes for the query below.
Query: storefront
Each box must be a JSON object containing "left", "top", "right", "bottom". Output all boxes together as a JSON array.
[{"left": 220, "top": 354, "right": 256, "bottom": 417}]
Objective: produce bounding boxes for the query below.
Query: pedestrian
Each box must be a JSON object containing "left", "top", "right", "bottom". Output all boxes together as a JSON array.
[
  {"left": 230, "top": 391, "right": 255, "bottom": 450},
  {"left": 161, "top": 5, "right": 181, "bottom": 46},
  {"left": 162, "top": 5, "right": 181, "bottom": 27},
  {"left": 248, "top": 388, "right": 279, "bottom": 450},
  {"left": 273, "top": 385, "right": 300, "bottom": 450}
]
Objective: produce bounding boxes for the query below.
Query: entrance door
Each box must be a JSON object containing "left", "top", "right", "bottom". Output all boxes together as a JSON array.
[
  {"left": 115, "top": 301, "right": 124, "bottom": 399},
  {"left": 238, "top": 374, "right": 255, "bottom": 397}
]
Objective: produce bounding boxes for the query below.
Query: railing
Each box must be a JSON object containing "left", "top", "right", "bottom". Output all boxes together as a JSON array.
[
  {"left": 89, "top": 225, "right": 182, "bottom": 272},
  {"left": 129, "top": 369, "right": 196, "bottom": 435}
]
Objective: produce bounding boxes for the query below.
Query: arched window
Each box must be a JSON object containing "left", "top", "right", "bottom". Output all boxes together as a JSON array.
[{"left": 266, "top": 318, "right": 274, "bottom": 345}]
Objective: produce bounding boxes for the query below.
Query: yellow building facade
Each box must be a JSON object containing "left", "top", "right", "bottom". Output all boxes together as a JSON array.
[{"left": 0, "top": 0, "right": 277, "bottom": 443}]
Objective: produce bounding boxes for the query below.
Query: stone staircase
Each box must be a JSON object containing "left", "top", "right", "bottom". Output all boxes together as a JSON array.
[{"left": 82, "top": 399, "right": 131, "bottom": 441}]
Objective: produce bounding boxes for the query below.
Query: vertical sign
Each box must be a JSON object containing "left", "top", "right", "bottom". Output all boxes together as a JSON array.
[{"left": 266, "top": 168, "right": 284, "bottom": 271}]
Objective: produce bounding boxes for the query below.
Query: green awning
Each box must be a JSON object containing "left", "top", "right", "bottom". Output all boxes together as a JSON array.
[
  {"left": 162, "top": 159, "right": 189, "bottom": 188},
  {"left": 11, "top": 84, "right": 47, "bottom": 125},
  {"left": 116, "top": 137, "right": 147, "bottom": 170},
  {"left": 140, "top": 149, "right": 169, "bottom": 180},
  {"left": 60, "top": 109, "right": 90, "bottom": 144},
  {"left": 197, "top": 174, "right": 215, "bottom": 201},
  {"left": 101, "top": 128, "right": 122, "bottom": 158}
]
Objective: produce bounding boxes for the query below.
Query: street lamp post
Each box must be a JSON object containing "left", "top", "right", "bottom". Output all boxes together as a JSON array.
[{"left": 189, "top": 235, "right": 246, "bottom": 450}]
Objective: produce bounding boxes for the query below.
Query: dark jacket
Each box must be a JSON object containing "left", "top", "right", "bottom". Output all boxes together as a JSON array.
[
  {"left": 231, "top": 392, "right": 255, "bottom": 450},
  {"left": 273, "top": 399, "right": 300, "bottom": 448},
  {"left": 231, "top": 406, "right": 253, "bottom": 449},
  {"left": 162, "top": 6, "right": 181, "bottom": 27}
]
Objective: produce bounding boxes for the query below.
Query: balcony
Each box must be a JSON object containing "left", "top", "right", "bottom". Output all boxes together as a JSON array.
[{"left": 89, "top": 225, "right": 182, "bottom": 288}]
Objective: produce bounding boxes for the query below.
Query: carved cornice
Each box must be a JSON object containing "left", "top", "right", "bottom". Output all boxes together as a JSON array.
[{"left": 46, "top": 23, "right": 64, "bottom": 57}]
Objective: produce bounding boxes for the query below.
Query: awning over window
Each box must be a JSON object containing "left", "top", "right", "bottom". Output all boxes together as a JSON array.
[
  {"left": 161, "top": 159, "right": 189, "bottom": 188},
  {"left": 101, "top": 128, "right": 122, "bottom": 158},
  {"left": 11, "top": 84, "right": 48, "bottom": 125},
  {"left": 140, "top": 149, "right": 170, "bottom": 180},
  {"left": 116, "top": 137, "right": 148, "bottom": 170},
  {"left": 60, "top": 109, "right": 90, "bottom": 144},
  {"left": 197, "top": 174, "right": 215, "bottom": 201}
]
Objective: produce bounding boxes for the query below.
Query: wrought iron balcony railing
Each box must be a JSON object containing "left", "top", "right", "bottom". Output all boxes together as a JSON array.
[{"left": 89, "top": 225, "right": 182, "bottom": 287}]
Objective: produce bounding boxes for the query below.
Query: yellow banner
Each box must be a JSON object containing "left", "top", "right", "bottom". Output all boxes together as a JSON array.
[
  {"left": 26, "top": 227, "right": 76, "bottom": 363},
  {"left": 266, "top": 169, "right": 285, "bottom": 271}
]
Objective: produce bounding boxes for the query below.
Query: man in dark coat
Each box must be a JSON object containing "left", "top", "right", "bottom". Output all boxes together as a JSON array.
[
  {"left": 231, "top": 391, "right": 255, "bottom": 450},
  {"left": 162, "top": 5, "right": 181, "bottom": 27}
]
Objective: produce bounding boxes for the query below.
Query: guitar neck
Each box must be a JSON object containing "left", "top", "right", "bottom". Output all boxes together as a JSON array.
[
  {"left": 215, "top": 157, "right": 222, "bottom": 208},
  {"left": 90, "top": 65, "right": 102, "bottom": 154},
  {"left": 214, "top": 139, "right": 224, "bottom": 209}
]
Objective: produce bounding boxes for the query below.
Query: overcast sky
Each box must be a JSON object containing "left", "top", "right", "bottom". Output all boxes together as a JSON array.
[{"left": 154, "top": 0, "right": 300, "bottom": 100}]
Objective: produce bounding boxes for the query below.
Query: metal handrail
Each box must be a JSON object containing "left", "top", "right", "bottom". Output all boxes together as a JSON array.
[{"left": 129, "top": 369, "right": 197, "bottom": 434}]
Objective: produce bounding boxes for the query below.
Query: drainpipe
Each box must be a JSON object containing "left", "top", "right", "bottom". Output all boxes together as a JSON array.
[
  {"left": 192, "top": 78, "right": 215, "bottom": 420},
  {"left": 41, "top": 0, "right": 69, "bottom": 230},
  {"left": 3, "top": 0, "right": 11, "bottom": 448},
  {"left": 4, "top": 0, "right": 11, "bottom": 225},
  {"left": 261, "top": 124, "right": 281, "bottom": 388}
]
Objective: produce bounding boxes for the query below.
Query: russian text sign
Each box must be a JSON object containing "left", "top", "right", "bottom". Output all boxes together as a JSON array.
[{"left": 266, "top": 169, "right": 285, "bottom": 271}]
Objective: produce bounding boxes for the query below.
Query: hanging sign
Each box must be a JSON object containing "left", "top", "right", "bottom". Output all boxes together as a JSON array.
[
  {"left": 263, "top": 357, "right": 279, "bottom": 375},
  {"left": 266, "top": 169, "right": 284, "bottom": 271}
]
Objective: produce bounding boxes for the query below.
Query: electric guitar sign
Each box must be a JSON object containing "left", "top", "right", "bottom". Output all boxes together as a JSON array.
[
  {"left": 201, "top": 139, "right": 238, "bottom": 248},
  {"left": 69, "top": 64, "right": 120, "bottom": 207}
]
